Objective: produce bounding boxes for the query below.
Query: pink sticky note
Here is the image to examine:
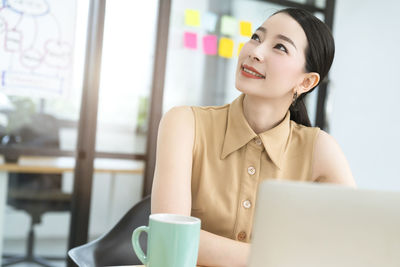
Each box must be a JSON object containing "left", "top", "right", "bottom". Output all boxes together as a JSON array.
[
  {"left": 202, "top": 35, "right": 217, "bottom": 55},
  {"left": 183, "top": 32, "right": 197, "bottom": 49}
]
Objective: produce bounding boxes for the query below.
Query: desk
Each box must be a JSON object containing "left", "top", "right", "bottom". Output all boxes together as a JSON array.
[{"left": 0, "top": 156, "right": 144, "bottom": 265}]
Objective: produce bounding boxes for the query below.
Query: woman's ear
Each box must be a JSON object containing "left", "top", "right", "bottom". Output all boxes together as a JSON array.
[{"left": 299, "top": 72, "right": 320, "bottom": 94}]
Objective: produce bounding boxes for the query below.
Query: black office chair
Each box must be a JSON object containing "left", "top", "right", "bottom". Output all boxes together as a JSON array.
[
  {"left": 68, "top": 195, "right": 151, "bottom": 267},
  {"left": 2, "top": 113, "right": 71, "bottom": 267}
]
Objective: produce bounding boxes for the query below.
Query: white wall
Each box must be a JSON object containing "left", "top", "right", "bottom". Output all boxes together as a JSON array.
[{"left": 329, "top": 0, "right": 400, "bottom": 190}]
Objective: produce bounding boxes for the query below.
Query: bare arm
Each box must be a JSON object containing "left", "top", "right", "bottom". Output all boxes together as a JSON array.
[
  {"left": 312, "top": 130, "right": 356, "bottom": 187},
  {"left": 151, "top": 106, "right": 250, "bottom": 267}
]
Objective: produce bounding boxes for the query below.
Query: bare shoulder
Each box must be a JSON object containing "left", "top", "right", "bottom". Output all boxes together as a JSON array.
[
  {"left": 157, "top": 105, "right": 195, "bottom": 161},
  {"left": 314, "top": 130, "right": 338, "bottom": 152},
  {"left": 160, "top": 106, "right": 194, "bottom": 130},
  {"left": 312, "top": 130, "right": 356, "bottom": 187}
]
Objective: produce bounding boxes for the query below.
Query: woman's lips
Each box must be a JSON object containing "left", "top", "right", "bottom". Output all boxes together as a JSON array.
[{"left": 241, "top": 64, "right": 266, "bottom": 79}]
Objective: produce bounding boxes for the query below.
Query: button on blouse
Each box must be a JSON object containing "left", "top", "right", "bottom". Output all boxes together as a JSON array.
[
  {"left": 247, "top": 166, "right": 256, "bottom": 175},
  {"left": 242, "top": 200, "right": 252, "bottom": 209}
]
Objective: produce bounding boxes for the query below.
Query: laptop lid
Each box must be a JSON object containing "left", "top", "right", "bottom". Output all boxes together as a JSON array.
[{"left": 248, "top": 181, "right": 400, "bottom": 267}]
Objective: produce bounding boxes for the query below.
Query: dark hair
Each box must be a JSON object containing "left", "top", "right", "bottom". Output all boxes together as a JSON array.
[{"left": 272, "top": 8, "right": 335, "bottom": 127}]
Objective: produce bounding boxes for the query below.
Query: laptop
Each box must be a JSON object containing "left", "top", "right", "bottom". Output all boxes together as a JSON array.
[{"left": 248, "top": 180, "right": 400, "bottom": 267}]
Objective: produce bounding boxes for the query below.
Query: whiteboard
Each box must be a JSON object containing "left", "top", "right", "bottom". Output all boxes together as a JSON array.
[{"left": 0, "top": 0, "right": 77, "bottom": 98}]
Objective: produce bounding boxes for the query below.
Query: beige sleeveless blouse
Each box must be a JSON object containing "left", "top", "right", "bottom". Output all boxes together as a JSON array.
[{"left": 190, "top": 94, "right": 320, "bottom": 243}]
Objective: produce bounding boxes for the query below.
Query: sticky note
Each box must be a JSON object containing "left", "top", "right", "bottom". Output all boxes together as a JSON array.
[
  {"left": 202, "top": 35, "right": 217, "bottom": 55},
  {"left": 202, "top": 12, "right": 218, "bottom": 32},
  {"left": 237, "top": 42, "right": 245, "bottom": 56},
  {"left": 185, "top": 9, "right": 200, "bottom": 27},
  {"left": 183, "top": 32, "right": 197, "bottom": 49},
  {"left": 218, "top": 37, "right": 234, "bottom": 58},
  {"left": 220, "top": 15, "right": 237, "bottom": 36},
  {"left": 240, "top": 21, "right": 252, "bottom": 37}
]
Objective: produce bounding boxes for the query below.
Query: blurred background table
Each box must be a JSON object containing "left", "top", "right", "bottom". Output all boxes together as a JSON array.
[{"left": 0, "top": 156, "right": 143, "bottom": 266}]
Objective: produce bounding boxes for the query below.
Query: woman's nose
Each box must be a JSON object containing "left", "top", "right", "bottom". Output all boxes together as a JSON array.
[{"left": 249, "top": 45, "right": 265, "bottom": 62}]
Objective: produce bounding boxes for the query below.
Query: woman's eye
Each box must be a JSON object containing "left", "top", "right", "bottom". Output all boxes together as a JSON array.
[
  {"left": 251, "top": 33, "right": 260, "bottom": 42},
  {"left": 274, "top": 43, "right": 288, "bottom": 53}
]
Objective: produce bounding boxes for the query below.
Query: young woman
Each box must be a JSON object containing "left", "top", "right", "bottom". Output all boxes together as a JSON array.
[{"left": 151, "top": 7, "right": 356, "bottom": 267}]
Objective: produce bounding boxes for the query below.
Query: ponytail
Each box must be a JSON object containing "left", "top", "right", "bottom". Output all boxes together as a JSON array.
[{"left": 289, "top": 95, "right": 311, "bottom": 127}]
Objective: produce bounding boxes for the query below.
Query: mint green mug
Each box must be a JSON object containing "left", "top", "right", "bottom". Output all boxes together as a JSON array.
[{"left": 132, "top": 213, "right": 201, "bottom": 267}]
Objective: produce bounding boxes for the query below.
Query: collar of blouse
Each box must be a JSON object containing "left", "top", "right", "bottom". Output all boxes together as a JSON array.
[{"left": 221, "top": 94, "right": 291, "bottom": 170}]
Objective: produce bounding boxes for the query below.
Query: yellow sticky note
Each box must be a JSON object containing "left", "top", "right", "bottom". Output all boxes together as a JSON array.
[
  {"left": 218, "top": 37, "right": 234, "bottom": 58},
  {"left": 185, "top": 9, "right": 200, "bottom": 27},
  {"left": 240, "top": 21, "right": 252, "bottom": 37},
  {"left": 237, "top": 42, "right": 244, "bottom": 56}
]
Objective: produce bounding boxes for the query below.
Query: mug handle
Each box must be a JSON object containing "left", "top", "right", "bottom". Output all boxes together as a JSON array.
[{"left": 132, "top": 226, "right": 149, "bottom": 265}]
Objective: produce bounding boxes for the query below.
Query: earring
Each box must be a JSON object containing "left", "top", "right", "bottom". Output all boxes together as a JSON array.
[{"left": 291, "top": 91, "right": 298, "bottom": 106}]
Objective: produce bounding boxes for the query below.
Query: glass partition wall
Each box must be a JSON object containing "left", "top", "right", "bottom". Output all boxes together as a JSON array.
[
  {"left": 0, "top": 0, "right": 159, "bottom": 266},
  {"left": 0, "top": 0, "right": 90, "bottom": 266},
  {"left": 88, "top": 0, "right": 158, "bottom": 242}
]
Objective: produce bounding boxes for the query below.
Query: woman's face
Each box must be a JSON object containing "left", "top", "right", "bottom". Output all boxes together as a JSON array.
[{"left": 235, "top": 12, "right": 309, "bottom": 102}]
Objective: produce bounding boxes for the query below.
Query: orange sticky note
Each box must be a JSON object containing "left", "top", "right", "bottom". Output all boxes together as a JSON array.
[
  {"left": 240, "top": 21, "right": 252, "bottom": 37},
  {"left": 218, "top": 37, "right": 234, "bottom": 58},
  {"left": 237, "top": 42, "right": 244, "bottom": 56},
  {"left": 185, "top": 9, "right": 200, "bottom": 27}
]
